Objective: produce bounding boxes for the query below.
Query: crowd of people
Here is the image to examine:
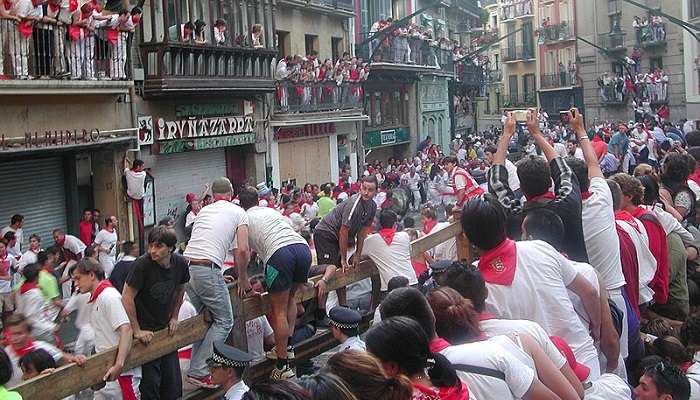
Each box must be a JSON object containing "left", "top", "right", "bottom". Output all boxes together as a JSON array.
[
  {"left": 4, "top": 108, "right": 700, "bottom": 400},
  {"left": 500, "top": 0, "right": 534, "bottom": 20},
  {"left": 598, "top": 69, "right": 669, "bottom": 116},
  {"left": 632, "top": 15, "right": 666, "bottom": 45},
  {"left": 0, "top": 0, "right": 141, "bottom": 80},
  {"left": 274, "top": 52, "right": 369, "bottom": 111}
]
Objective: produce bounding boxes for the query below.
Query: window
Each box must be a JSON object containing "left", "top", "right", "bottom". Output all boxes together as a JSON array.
[
  {"left": 494, "top": 54, "right": 499, "bottom": 70},
  {"left": 277, "top": 31, "right": 290, "bottom": 58},
  {"left": 692, "top": 0, "right": 700, "bottom": 19},
  {"left": 650, "top": 57, "right": 663, "bottom": 70},
  {"left": 508, "top": 75, "right": 518, "bottom": 97},
  {"left": 332, "top": 37, "right": 344, "bottom": 62},
  {"left": 486, "top": 92, "right": 491, "bottom": 114},
  {"left": 522, "top": 22, "right": 534, "bottom": 54},
  {"left": 609, "top": 14, "right": 622, "bottom": 32},
  {"left": 491, "top": 15, "right": 498, "bottom": 27},
  {"left": 367, "top": 86, "right": 408, "bottom": 128},
  {"left": 523, "top": 74, "right": 536, "bottom": 95},
  {"left": 305, "top": 34, "right": 319, "bottom": 56}
]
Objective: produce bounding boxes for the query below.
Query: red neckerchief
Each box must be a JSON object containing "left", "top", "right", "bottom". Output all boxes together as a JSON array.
[
  {"left": 88, "top": 280, "right": 113, "bottom": 303},
  {"left": 478, "top": 239, "right": 517, "bottom": 286},
  {"left": 581, "top": 191, "right": 593, "bottom": 200},
  {"left": 614, "top": 210, "right": 640, "bottom": 232},
  {"left": 19, "top": 282, "right": 38, "bottom": 294},
  {"left": 630, "top": 206, "right": 647, "bottom": 219},
  {"left": 57, "top": 236, "right": 66, "bottom": 247},
  {"left": 48, "top": 2, "right": 60, "bottom": 13},
  {"left": 681, "top": 361, "right": 693, "bottom": 374},
  {"left": 429, "top": 337, "right": 451, "bottom": 353},
  {"left": 11, "top": 338, "right": 36, "bottom": 358},
  {"left": 378, "top": 227, "right": 397, "bottom": 246},
  {"left": 478, "top": 312, "right": 496, "bottom": 321},
  {"left": 2, "top": 0, "right": 11, "bottom": 10},
  {"left": 525, "top": 191, "right": 556, "bottom": 202},
  {"left": 413, "top": 381, "right": 470, "bottom": 400},
  {"left": 68, "top": 0, "right": 77, "bottom": 12},
  {"left": 423, "top": 218, "right": 438, "bottom": 235}
]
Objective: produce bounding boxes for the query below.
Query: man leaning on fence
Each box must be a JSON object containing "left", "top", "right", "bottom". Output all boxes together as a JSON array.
[{"left": 122, "top": 225, "right": 189, "bottom": 400}]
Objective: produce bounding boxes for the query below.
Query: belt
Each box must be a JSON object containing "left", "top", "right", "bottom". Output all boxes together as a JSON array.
[{"left": 187, "top": 259, "right": 220, "bottom": 268}]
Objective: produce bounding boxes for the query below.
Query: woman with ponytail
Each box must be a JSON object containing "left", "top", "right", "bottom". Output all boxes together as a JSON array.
[
  {"left": 365, "top": 316, "right": 469, "bottom": 400},
  {"left": 324, "top": 349, "right": 413, "bottom": 400},
  {"left": 427, "top": 287, "right": 582, "bottom": 400}
]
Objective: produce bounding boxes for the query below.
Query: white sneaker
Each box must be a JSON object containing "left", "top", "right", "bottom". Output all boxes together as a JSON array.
[
  {"left": 270, "top": 364, "right": 296, "bottom": 380},
  {"left": 265, "top": 345, "right": 295, "bottom": 360}
]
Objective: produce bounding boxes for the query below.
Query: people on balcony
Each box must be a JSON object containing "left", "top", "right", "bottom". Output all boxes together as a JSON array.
[
  {"left": 0, "top": 0, "right": 138, "bottom": 80},
  {"left": 193, "top": 19, "right": 206, "bottom": 44},
  {"left": 274, "top": 53, "right": 368, "bottom": 113},
  {"left": 213, "top": 19, "right": 226, "bottom": 46},
  {"left": 633, "top": 14, "right": 665, "bottom": 45},
  {"left": 251, "top": 23, "right": 263, "bottom": 49},
  {"left": 500, "top": 0, "right": 533, "bottom": 20}
]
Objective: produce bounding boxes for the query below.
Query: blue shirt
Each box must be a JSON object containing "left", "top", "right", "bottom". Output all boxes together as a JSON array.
[{"left": 608, "top": 132, "right": 629, "bottom": 156}]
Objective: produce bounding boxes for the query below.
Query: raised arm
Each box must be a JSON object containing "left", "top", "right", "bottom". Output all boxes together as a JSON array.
[
  {"left": 525, "top": 109, "right": 557, "bottom": 162},
  {"left": 569, "top": 108, "right": 603, "bottom": 179}
]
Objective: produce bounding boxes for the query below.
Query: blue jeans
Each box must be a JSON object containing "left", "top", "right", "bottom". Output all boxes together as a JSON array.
[{"left": 186, "top": 265, "right": 234, "bottom": 378}]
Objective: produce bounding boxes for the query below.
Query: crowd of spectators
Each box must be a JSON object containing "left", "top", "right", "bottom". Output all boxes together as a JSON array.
[{"left": 500, "top": 0, "right": 534, "bottom": 20}]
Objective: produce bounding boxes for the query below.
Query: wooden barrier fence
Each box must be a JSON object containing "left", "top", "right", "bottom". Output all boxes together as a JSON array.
[{"left": 14, "top": 221, "right": 467, "bottom": 400}]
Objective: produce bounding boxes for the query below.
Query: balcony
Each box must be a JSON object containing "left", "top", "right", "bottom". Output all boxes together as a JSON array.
[
  {"left": 503, "top": 92, "right": 537, "bottom": 108},
  {"left": 482, "top": 0, "right": 498, "bottom": 7},
  {"left": 0, "top": 20, "right": 132, "bottom": 95},
  {"left": 274, "top": 81, "right": 363, "bottom": 113},
  {"left": 636, "top": 23, "right": 667, "bottom": 49},
  {"left": 140, "top": 42, "right": 277, "bottom": 97},
  {"left": 600, "top": 84, "right": 627, "bottom": 105},
  {"left": 459, "top": 64, "right": 486, "bottom": 87},
  {"left": 538, "top": 22, "right": 574, "bottom": 44},
  {"left": 598, "top": 31, "right": 627, "bottom": 53},
  {"left": 502, "top": 46, "right": 536, "bottom": 62},
  {"left": 279, "top": 0, "right": 354, "bottom": 15},
  {"left": 501, "top": 0, "right": 534, "bottom": 21},
  {"left": 356, "top": 37, "right": 446, "bottom": 74},
  {"left": 540, "top": 73, "right": 580, "bottom": 90}
]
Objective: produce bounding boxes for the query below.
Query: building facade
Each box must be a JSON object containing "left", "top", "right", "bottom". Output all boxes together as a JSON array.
[
  {"left": 475, "top": 0, "right": 506, "bottom": 130},
  {"left": 536, "top": 0, "right": 583, "bottom": 118},
  {"left": 500, "top": 0, "right": 538, "bottom": 111},
  {"left": 682, "top": 0, "right": 700, "bottom": 119},
  {"left": 577, "top": 0, "right": 685, "bottom": 123}
]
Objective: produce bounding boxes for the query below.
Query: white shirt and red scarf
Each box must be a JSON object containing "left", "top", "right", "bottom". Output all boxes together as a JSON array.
[{"left": 449, "top": 167, "right": 484, "bottom": 207}]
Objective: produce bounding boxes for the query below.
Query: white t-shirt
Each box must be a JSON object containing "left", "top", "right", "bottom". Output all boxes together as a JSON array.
[
  {"left": 245, "top": 316, "right": 273, "bottom": 361},
  {"left": 504, "top": 159, "right": 520, "bottom": 192},
  {"left": 428, "top": 222, "right": 458, "bottom": 261},
  {"left": 65, "top": 292, "right": 92, "bottom": 330},
  {"left": 245, "top": 206, "right": 308, "bottom": 264},
  {"left": 615, "top": 218, "right": 657, "bottom": 304},
  {"left": 18, "top": 249, "right": 39, "bottom": 271},
  {"left": 568, "top": 261, "right": 600, "bottom": 329},
  {"left": 439, "top": 341, "right": 535, "bottom": 400},
  {"left": 124, "top": 168, "right": 146, "bottom": 200},
  {"left": 554, "top": 142, "right": 567, "bottom": 158},
  {"left": 0, "top": 227, "right": 22, "bottom": 254},
  {"left": 63, "top": 234, "right": 86, "bottom": 257},
  {"left": 479, "top": 318, "right": 566, "bottom": 368},
  {"left": 457, "top": 148, "right": 467, "bottom": 163},
  {"left": 479, "top": 240, "right": 599, "bottom": 370},
  {"left": 584, "top": 373, "right": 632, "bottom": 399},
  {"left": 301, "top": 202, "right": 319, "bottom": 220},
  {"left": 16, "top": 287, "right": 55, "bottom": 338},
  {"left": 574, "top": 147, "right": 585, "bottom": 160},
  {"left": 401, "top": 173, "right": 421, "bottom": 191},
  {"left": 642, "top": 204, "right": 695, "bottom": 245},
  {"left": 225, "top": 381, "right": 250, "bottom": 400},
  {"left": 582, "top": 177, "right": 626, "bottom": 290},
  {"left": 184, "top": 200, "right": 249, "bottom": 267},
  {"left": 5, "top": 341, "right": 61, "bottom": 388},
  {"left": 339, "top": 336, "right": 366, "bottom": 352},
  {"left": 361, "top": 231, "right": 418, "bottom": 290},
  {"left": 94, "top": 229, "right": 118, "bottom": 258},
  {"left": 185, "top": 211, "right": 197, "bottom": 228},
  {"left": 0, "top": 255, "right": 18, "bottom": 294},
  {"left": 178, "top": 300, "right": 197, "bottom": 352}
]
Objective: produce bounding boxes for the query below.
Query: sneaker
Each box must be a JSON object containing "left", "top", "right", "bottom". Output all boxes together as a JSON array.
[
  {"left": 185, "top": 374, "right": 219, "bottom": 389},
  {"left": 270, "top": 364, "right": 296, "bottom": 380},
  {"left": 265, "top": 345, "right": 295, "bottom": 360}
]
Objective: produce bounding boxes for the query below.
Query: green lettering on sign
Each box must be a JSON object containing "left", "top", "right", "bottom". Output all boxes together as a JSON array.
[{"left": 156, "top": 133, "right": 256, "bottom": 154}]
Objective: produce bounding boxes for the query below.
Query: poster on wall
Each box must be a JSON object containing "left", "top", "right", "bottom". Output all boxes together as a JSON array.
[
  {"left": 142, "top": 173, "right": 156, "bottom": 228},
  {"left": 138, "top": 116, "right": 154, "bottom": 146}
]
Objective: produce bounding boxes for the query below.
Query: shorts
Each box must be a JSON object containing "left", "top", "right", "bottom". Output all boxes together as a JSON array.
[
  {"left": 265, "top": 243, "right": 312, "bottom": 293},
  {"left": 314, "top": 229, "right": 341, "bottom": 267},
  {"left": 0, "top": 293, "right": 13, "bottom": 313}
]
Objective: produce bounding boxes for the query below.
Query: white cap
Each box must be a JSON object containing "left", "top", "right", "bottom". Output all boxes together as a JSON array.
[
  {"left": 259, "top": 199, "right": 269, "bottom": 207},
  {"left": 338, "top": 192, "right": 349, "bottom": 201}
]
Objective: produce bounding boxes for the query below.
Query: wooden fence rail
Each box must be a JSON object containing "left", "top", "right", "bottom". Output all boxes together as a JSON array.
[{"left": 14, "top": 221, "right": 464, "bottom": 400}]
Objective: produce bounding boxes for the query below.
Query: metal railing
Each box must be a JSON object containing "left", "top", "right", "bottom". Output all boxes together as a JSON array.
[
  {"left": 361, "top": 36, "right": 441, "bottom": 68},
  {"left": 599, "top": 83, "right": 627, "bottom": 104},
  {"left": 500, "top": 0, "right": 534, "bottom": 20},
  {"left": 502, "top": 45, "right": 535, "bottom": 62},
  {"left": 539, "top": 22, "right": 573, "bottom": 44},
  {"left": 0, "top": 19, "right": 131, "bottom": 81},
  {"left": 482, "top": 0, "right": 498, "bottom": 6},
  {"left": 275, "top": 81, "right": 363, "bottom": 113},
  {"left": 636, "top": 22, "right": 666, "bottom": 47},
  {"left": 598, "top": 31, "right": 627, "bottom": 51},
  {"left": 540, "top": 72, "right": 580, "bottom": 89},
  {"left": 503, "top": 92, "right": 537, "bottom": 107}
]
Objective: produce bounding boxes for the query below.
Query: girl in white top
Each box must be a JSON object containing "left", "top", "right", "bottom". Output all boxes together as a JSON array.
[{"left": 428, "top": 287, "right": 582, "bottom": 400}]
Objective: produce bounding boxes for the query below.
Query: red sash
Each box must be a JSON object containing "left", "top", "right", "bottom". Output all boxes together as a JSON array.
[
  {"left": 88, "top": 280, "right": 113, "bottom": 303},
  {"left": 423, "top": 219, "right": 438, "bottom": 235},
  {"left": 478, "top": 239, "right": 517, "bottom": 286},
  {"left": 631, "top": 207, "right": 669, "bottom": 304},
  {"left": 614, "top": 210, "right": 640, "bottom": 232},
  {"left": 18, "top": 20, "right": 33, "bottom": 39},
  {"left": 378, "top": 228, "right": 397, "bottom": 246}
]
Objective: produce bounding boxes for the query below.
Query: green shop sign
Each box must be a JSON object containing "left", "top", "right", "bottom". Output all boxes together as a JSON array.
[
  {"left": 156, "top": 133, "right": 256, "bottom": 155},
  {"left": 364, "top": 127, "right": 410, "bottom": 149}
]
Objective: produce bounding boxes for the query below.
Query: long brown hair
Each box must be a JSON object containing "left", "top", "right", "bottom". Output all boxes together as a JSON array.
[
  {"left": 324, "top": 350, "right": 412, "bottom": 400},
  {"left": 427, "top": 286, "right": 481, "bottom": 344}
]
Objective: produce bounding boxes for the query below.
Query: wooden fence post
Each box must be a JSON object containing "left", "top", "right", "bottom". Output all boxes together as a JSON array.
[{"left": 229, "top": 285, "right": 248, "bottom": 351}]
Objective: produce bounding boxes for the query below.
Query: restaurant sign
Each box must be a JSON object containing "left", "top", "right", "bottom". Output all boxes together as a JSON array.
[{"left": 156, "top": 115, "right": 254, "bottom": 141}]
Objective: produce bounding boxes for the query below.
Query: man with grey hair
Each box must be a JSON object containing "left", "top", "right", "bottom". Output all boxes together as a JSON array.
[{"left": 183, "top": 177, "right": 250, "bottom": 389}]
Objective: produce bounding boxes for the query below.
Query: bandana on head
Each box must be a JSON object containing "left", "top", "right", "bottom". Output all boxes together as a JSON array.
[{"left": 478, "top": 239, "right": 517, "bottom": 286}]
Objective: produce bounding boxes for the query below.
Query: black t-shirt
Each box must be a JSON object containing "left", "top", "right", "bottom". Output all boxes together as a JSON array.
[{"left": 125, "top": 253, "right": 190, "bottom": 331}]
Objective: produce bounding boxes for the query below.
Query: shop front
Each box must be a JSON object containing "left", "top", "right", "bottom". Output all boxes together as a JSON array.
[
  {"left": 0, "top": 101, "right": 136, "bottom": 247},
  {"left": 138, "top": 105, "right": 258, "bottom": 238},
  {"left": 362, "top": 127, "right": 411, "bottom": 164},
  {"left": 270, "top": 121, "right": 360, "bottom": 188}
]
